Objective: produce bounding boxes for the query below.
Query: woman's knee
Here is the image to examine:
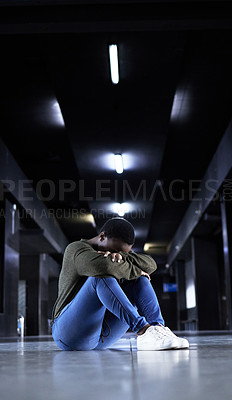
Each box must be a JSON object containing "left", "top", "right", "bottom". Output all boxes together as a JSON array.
[
  {"left": 95, "top": 276, "right": 119, "bottom": 287},
  {"left": 137, "top": 275, "right": 151, "bottom": 285},
  {"left": 98, "top": 277, "right": 118, "bottom": 282},
  {"left": 89, "top": 276, "right": 118, "bottom": 290},
  {"left": 135, "top": 275, "right": 152, "bottom": 290}
]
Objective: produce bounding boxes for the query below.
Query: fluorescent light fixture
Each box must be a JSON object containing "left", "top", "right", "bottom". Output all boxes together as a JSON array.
[
  {"left": 170, "top": 89, "right": 191, "bottom": 122},
  {"left": 185, "top": 259, "right": 196, "bottom": 309},
  {"left": 76, "top": 213, "right": 96, "bottom": 227},
  {"left": 100, "top": 152, "right": 147, "bottom": 172},
  {"left": 109, "top": 44, "right": 119, "bottom": 84},
  {"left": 82, "top": 213, "right": 96, "bottom": 227},
  {"left": 52, "top": 100, "right": 65, "bottom": 126},
  {"left": 186, "top": 282, "right": 196, "bottom": 309},
  {"left": 114, "top": 153, "right": 124, "bottom": 174},
  {"left": 144, "top": 243, "right": 150, "bottom": 252},
  {"left": 112, "top": 203, "right": 129, "bottom": 217},
  {"left": 143, "top": 242, "right": 167, "bottom": 255}
]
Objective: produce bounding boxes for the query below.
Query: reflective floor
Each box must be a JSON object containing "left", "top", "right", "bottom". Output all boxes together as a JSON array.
[{"left": 1, "top": 332, "right": 232, "bottom": 400}]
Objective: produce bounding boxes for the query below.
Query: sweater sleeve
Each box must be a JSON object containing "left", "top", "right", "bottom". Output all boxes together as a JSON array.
[
  {"left": 69, "top": 242, "right": 143, "bottom": 281},
  {"left": 122, "top": 251, "right": 157, "bottom": 275}
]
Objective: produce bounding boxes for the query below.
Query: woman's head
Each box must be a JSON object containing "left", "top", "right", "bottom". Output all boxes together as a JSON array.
[{"left": 97, "top": 217, "right": 135, "bottom": 253}]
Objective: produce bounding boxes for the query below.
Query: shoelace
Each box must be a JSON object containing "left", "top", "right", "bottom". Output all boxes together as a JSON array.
[
  {"left": 164, "top": 326, "right": 176, "bottom": 337},
  {"left": 155, "top": 324, "right": 175, "bottom": 337},
  {"left": 100, "top": 320, "right": 111, "bottom": 342},
  {"left": 150, "top": 326, "right": 171, "bottom": 339}
]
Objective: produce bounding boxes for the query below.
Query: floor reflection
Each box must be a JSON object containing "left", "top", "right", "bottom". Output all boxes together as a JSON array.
[
  {"left": 135, "top": 348, "right": 190, "bottom": 378},
  {"left": 52, "top": 349, "right": 138, "bottom": 400},
  {"left": 0, "top": 334, "right": 232, "bottom": 400}
]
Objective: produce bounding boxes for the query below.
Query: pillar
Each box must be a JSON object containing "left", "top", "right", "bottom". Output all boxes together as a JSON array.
[
  {"left": 220, "top": 196, "right": 232, "bottom": 329},
  {"left": 0, "top": 199, "right": 20, "bottom": 337},
  {"left": 20, "top": 254, "right": 49, "bottom": 335},
  {"left": 192, "top": 237, "right": 221, "bottom": 330}
]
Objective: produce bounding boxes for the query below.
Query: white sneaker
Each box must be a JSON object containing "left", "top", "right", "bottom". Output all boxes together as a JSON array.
[
  {"left": 161, "top": 325, "right": 189, "bottom": 349},
  {"left": 137, "top": 325, "right": 179, "bottom": 351}
]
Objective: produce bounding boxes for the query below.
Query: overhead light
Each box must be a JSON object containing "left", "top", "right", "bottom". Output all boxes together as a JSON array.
[
  {"left": 114, "top": 153, "right": 124, "bottom": 174},
  {"left": 75, "top": 213, "right": 96, "bottom": 227},
  {"left": 112, "top": 203, "right": 129, "bottom": 217},
  {"left": 170, "top": 89, "right": 191, "bottom": 122},
  {"left": 186, "top": 282, "right": 196, "bottom": 309},
  {"left": 143, "top": 242, "right": 167, "bottom": 254},
  {"left": 144, "top": 243, "right": 150, "bottom": 252},
  {"left": 83, "top": 213, "right": 96, "bottom": 227},
  {"left": 109, "top": 44, "right": 119, "bottom": 84},
  {"left": 51, "top": 100, "right": 65, "bottom": 126}
]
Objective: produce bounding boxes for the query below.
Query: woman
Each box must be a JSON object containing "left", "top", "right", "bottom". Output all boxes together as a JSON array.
[{"left": 51, "top": 217, "right": 189, "bottom": 351}]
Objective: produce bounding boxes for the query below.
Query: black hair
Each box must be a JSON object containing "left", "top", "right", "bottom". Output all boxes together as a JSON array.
[{"left": 100, "top": 217, "right": 135, "bottom": 245}]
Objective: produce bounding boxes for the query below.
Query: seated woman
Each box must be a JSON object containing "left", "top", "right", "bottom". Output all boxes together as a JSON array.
[{"left": 51, "top": 217, "right": 189, "bottom": 351}]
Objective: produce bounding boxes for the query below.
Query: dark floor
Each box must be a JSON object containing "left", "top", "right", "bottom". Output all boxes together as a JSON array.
[{"left": 1, "top": 332, "right": 232, "bottom": 400}]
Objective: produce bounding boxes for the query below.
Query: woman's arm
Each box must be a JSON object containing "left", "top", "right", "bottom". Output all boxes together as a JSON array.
[
  {"left": 121, "top": 251, "right": 157, "bottom": 275},
  {"left": 67, "top": 242, "right": 143, "bottom": 281}
]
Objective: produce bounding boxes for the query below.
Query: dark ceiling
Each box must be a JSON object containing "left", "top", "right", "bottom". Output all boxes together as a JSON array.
[{"left": 1, "top": 0, "right": 232, "bottom": 262}]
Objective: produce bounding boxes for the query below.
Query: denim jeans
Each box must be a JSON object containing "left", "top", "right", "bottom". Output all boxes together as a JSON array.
[{"left": 52, "top": 276, "right": 164, "bottom": 351}]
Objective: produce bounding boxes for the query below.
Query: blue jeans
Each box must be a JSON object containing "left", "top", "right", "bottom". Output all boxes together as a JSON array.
[{"left": 52, "top": 276, "right": 164, "bottom": 351}]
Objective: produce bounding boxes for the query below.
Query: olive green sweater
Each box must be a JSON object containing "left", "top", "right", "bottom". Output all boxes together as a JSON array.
[{"left": 52, "top": 239, "right": 157, "bottom": 321}]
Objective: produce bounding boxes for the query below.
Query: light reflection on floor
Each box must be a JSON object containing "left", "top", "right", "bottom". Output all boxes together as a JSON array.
[{"left": 0, "top": 332, "right": 232, "bottom": 400}]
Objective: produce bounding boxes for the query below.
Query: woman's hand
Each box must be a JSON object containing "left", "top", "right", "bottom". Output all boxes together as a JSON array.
[
  {"left": 98, "top": 251, "right": 122, "bottom": 263},
  {"left": 98, "top": 251, "right": 151, "bottom": 280},
  {"left": 141, "top": 270, "right": 151, "bottom": 281}
]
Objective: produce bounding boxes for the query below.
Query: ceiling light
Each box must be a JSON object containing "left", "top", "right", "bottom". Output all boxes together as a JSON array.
[
  {"left": 186, "top": 282, "right": 196, "bottom": 309},
  {"left": 112, "top": 203, "right": 129, "bottom": 217},
  {"left": 114, "top": 153, "right": 124, "bottom": 174},
  {"left": 75, "top": 213, "right": 96, "bottom": 227},
  {"left": 52, "top": 100, "right": 65, "bottom": 126},
  {"left": 143, "top": 242, "right": 167, "bottom": 254},
  {"left": 109, "top": 44, "right": 119, "bottom": 84},
  {"left": 144, "top": 243, "right": 150, "bottom": 252},
  {"left": 170, "top": 89, "right": 191, "bottom": 122},
  {"left": 84, "top": 214, "right": 96, "bottom": 227}
]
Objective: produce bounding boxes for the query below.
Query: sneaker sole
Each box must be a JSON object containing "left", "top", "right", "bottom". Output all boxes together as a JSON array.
[
  {"left": 137, "top": 340, "right": 180, "bottom": 351},
  {"left": 173, "top": 344, "right": 190, "bottom": 349}
]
